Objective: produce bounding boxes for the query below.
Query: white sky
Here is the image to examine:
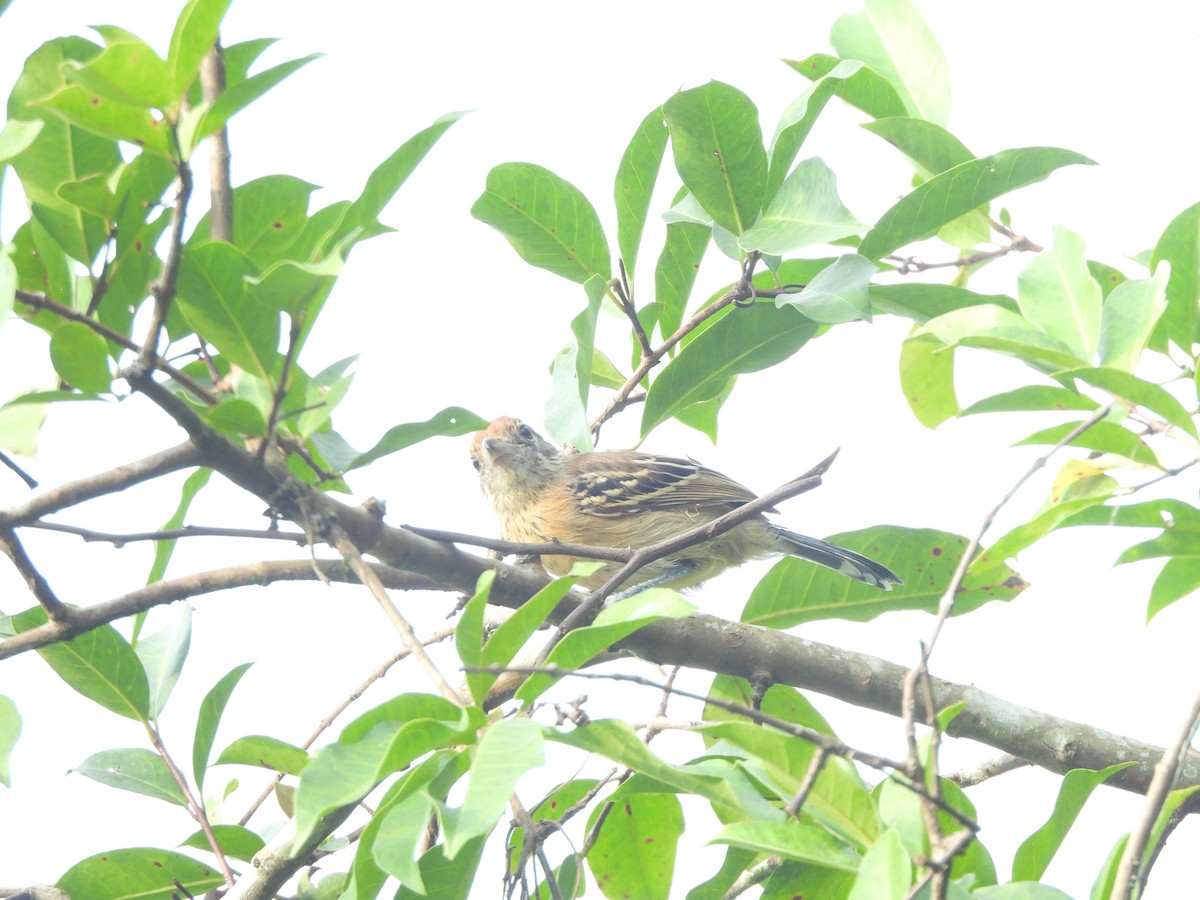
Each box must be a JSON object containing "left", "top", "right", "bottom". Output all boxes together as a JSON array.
[{"left": 2, "top": 1, "right": 1200, "bottom": 896}]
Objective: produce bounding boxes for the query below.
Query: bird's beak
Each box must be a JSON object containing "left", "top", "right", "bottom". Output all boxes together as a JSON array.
[{"left": 481, "top": 437, "right": 518, "bottom": 463}]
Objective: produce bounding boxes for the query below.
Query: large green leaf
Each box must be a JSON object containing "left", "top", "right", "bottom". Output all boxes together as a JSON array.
[
  {"left": 900, "top": 332, "right": 958, "bottom": 428},
  {"left": 189, "top": 175, "right": 317, "bottom": 264},
  {"left": 49, "top": 321, "right": 112, "bottom": 393},
  {"left": 586, "top": 792, "right": 683, "bottom": 900},
  {"left": 1150, "top": 201, "right": 1200, "bottom": 348},
  {"left": 870, "top": 283, "right": 1018, "bottom": 323},
  {"left": 641, "top": 302, "right": 819, "bottom": 436},
  {"left": 35, "top": 83, "right": 172, "bottom": 157},
  {"left": 663, "top": 81, "right": 767, "bottom": 236},
  {"left": 192, "top": 661, "right": 252, "bottom": 791},
  {"left": 713, "top": 819, "right": 861, "bottom": 872},
  {"left": 767, "top": 59, "right": 865, "bottom": 200},
  {"left": 1017, "top": 227, "right": 1102, "bottom": 363},
  {"left": 742, "top": 527, "right": 1025, "bottom": 627},
  {"left": 830, "top": 0, "right": 950, "bottom": 125},
  {"left": 615, "top": 106, "right": 668, "bottom": 276},
  {"left": 472, "top": 162, "right": 611, "bottom": 283},
  {"left": 862, "top": 117, "right": 973, "bottom": 175},
  {"left": 1014, "top": 420, "right": 1159, "bottom": 467},
  {"left": 1097, "top": 263, "right": 1169, "bottom": 372},
  {"left": 1055, "top": 366, "right": 1195, "bottom": 437},
  {"left": 739, "top": 158, "right": 865, "bottom": 255},
  {"left": 167, "top": 0, "right": 232, "bottom": 99},
  {"left": 8, "top": 608, "right": 149, "bottom": 721},
  {"left": 1011, "top": 764, "right": 1135, "bottom": 882},
  {"left": 57, "top": 848, "right": 223, "bottom": 899},
  {"left": 215, "top": 735, "right": 310, "bottom": 775},
  {"left": 175, "top": 242, "right": 278, "bottom": 379},
  {"left": 653, "top": 218, "right": 709, "bottom": 341},
  {"left": 858, "top": 148, "right": 1094, "bottom": 260},
  {"left": 784, "top": 54, "right": 908, "bottom": 121},
  {"left": 134, "top": 603, "right": 192, "bottom": 718},
  {"left": 147, "top": 467, "right": 213, "bottom": 585},
  {"left": 72, "top": 747, "right": 188, "bottom": 805},
  {"left": 777, "top": 253, "right": 876, "bottom": 324},
  {"left": 62, "top": 26, "right": 171, "bottom": 110},
  {"left": 343, "top": 406, "right": 487, "bottom": 471}
]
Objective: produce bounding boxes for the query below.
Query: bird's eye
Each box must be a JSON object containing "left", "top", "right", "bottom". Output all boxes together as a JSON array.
[
  {"left": 517, "top": 424, "right": 535, "bottom": 442},
  {"left": 471, "top": 458, "right": 481, "bottom": 472}
]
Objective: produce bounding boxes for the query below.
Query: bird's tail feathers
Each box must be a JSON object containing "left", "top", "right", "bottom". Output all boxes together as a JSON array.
[{"left": 771, "top": 526, "right": 901, "bottom": 591}]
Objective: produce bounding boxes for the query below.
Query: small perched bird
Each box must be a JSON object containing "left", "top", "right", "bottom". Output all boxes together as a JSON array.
[{"left": 469, "top": 416, "right": 900, "bottom": 593}]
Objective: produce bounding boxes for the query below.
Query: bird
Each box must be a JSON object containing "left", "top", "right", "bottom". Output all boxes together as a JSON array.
[{"left": 469, "top": 416, "right": 900, "bottom": 594}]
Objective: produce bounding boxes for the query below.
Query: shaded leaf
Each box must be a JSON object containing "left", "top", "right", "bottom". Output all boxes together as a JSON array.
[
  {"left": 663, "top": 81, "right": 767, "bottom": 235},
  {"left": 641, "top": 302, "right": 818, "bottom": 437},
  {"left": 859, "top": 148, "right": 1094, "bottom": 260},
  {"left": 653, "top": 219, "right": 709, "bottom": 341},
  {"left": 49, "top": 321, "right": 112, "bottom": 393},
  {"left": 739, "top": 158, "right": 865, "bottom": 255},
  {"left": 72, "top": 747, "right": 187, "bottom": 805},
  {"left": 347, "top": 406, "right": 487, "bottom": 470},
  {"left": 615, "top": 106, "right": 668, "bottom": 277},
  {"left": 472, "top": 162, "right": 611, "bottom": 284}
]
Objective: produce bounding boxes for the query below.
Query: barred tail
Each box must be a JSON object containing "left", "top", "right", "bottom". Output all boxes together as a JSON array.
[{"left": 770, "top": 526, "right": 901, "bottom": 591}]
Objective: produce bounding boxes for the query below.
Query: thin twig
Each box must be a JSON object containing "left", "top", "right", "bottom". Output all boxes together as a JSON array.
[
  {"left": 1111, "top": 688, "right": 1200, "bottom": 899},
  {"left": 146, "top": 721, "right": 235, "bottom": 887},
  {"left": 405, "top": 526, "right": 631, "bottom": 563},
  {"left": 886, "top": 234, "right": 1041, "bottom": 275},
  {"left": 140, "top": 155, "right": 193, "bottom": 368},
  {"left": 237, "top": 627, "right": 456, "bottom": 827},
  {"left": 0, "top": 450, "right": 38, "bottom": 489},
  {"left": 328, "top": 527, "right": 462, "bottom": 705},
  {"left": 947, "top": 752, "right": 1032, "bottom": 788},
  {"left": 26, "top": 521, "right": 311, "bottom": 547},
  {"left": 783, "top": 745, "right": 830, "bottom": 817}
]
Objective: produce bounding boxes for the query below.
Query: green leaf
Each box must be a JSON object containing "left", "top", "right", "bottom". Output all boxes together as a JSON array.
[
  {"left": 545, "top": 719, "right": 760, "bottom": 818},
  {"left": 471, "top": 162, "right": 611, "bottom": 284},
  {"left": 442, "top": 718, "right": 544, "bottom": 857},
  {"left": 72, "top": 747, "right": 188, "bottom": 805},
  {"left": 641, "top": 302, "right": 819, "bottom": 437},
  {"left": 1011, "top": 763, "right": 1136, "bottom": 881},
  {"left": 180, "top": 824, "right": 265, "bottom": 863},
  {"left": 176, "top": 242, "right": 278, "bottom": 379},
  {"left": 663, "top": 81, "right": 767, "bottom": 235},
  {"left": 473, "top": 572, "right": 584, "bottom": 705},
  {"left": 675, "top": 376, "right": 734, "bottom": 442},
  {"left": 0, "top": 695, "right": 21, "bottom": 787},
  {"left": 8, "top": 608, "right": 150, "bottom": 720},
  {"left": 49, "top": 321, "right": 112, "bottom": 393},
  {"left": 192, "top": 661, "right": 253, "bottom": 791},
  {"left": 1055, "top": 367, "right": 1195, "bottom": 437},
  {"left": 653, "top": 219, "right": 709, "bottom": 341},
  {"left": 134, "top": 603, "right": 192, "bottom": 718},
  {"left": 545, "top": 275, "right": 606, "bottom": 452},
  {"left": 56, "top": 849, "right": 222, "bottom": 897},
  {"left": 1147, "top": 556, "right": 1200, "bottom": 621},
  {"left": 830, "top": 0, "right": 950, "bottom": 125},
  {"left": 57, "top": 848, "right": 224, "bottom": 899},
  {"left": 347, "top": 406, "right": 487, "bottom": 470},
  {"left": 586, "top": 793, "right": 683, "bottom": 900},
  {"left": 215, "top": 735, "right": 310, "bottom": 775},
  {"left": 743, "top": 527, "right": 1025, "bottom": 627},
  {"left": 182, "top": 54, "right": 320, "bottom": 154},
  {"left": 1017, "top": 227, "right": 1103, "bottom": 362},
  {"left": 1098, "top": 263, "right": 1170, "bottom": 371},
  {"left": 8, "top": 38, "right": 120, "bottom": 266},
  {"left": 63, "top": 27, "right": 172, "bottom": 109},
  {"left": 858, "top": 148, "right": 1094, "bottom": 260},
  {"left": 870, "top": 283, "right": 1018, "bottom": 323},
  {"left": 293, "top": 696, "right": 483, "bottom": 847},
  {"left": 861, "top": 117, "right": 974, "bottom": 175},
  {"left": 455, "top": 572, "right": 493, "bottom": 707},
  {"left": 0, "top": 246, "right": 15, "bottom": 335},
  {"left": 394, "top": 836, "right": 486, "bottom": 900},
  {"left": 147, "top": 467, "right": 212, "bottom": 585},
  {"left": 784, "top": 54, "right": 908, "bottom": 121},
  {"left": 35, "top": 83, "right": 171, "bottom": 156},
  {"left": 739, "top": 158, "right": 865, "bottom": 255},
  {"left": 205, "top": 397, "right": 268, "bottom": 437},
  {"left": 900, "top": 332, "right": 958, "bottom": 428},
  {"left": 777, "top": 253, "right": 876, "bottom": 324},
  {"left": 0, "top": 119, "right": 43, "bottom": 166},
  {"left": 1014, "top": 420, "right": 1159, "bottom": 467},
  {"left": 190, "top": 174, "right": 318, "bottom": 264},
  {"left": 516, "top": 590, "right": 693, "bottom": 704},
  {"left": 767, "top": 59, "right": 865, "bottom": 200},
  {"left": 848, "top": 829, "right": 911, "bottom": 899},
  {"left": 167, "top": 0, "right": 233, "bottom": 99},
  {"left": 1150, "top": 201, "right": 1200, "bottom": 349},
  {"left": 921, "top": 303, "right": 1084, "bottom": 374},
  {"left": 0, "top": 397, "right": 48, "bottom": 457},
  {"left": 960, "top": 385, "right": 1099, "bottom": 416},
  {"left": 713, "top": 819, "right": 862, "bottom": 872},
  {"left": 615, "top": 107, "right": 668, "bottom": 276}
]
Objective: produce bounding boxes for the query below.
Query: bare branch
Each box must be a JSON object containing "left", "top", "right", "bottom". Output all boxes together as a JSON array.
[
  {"left": 140, "top": 157, "right": 193, "bottom": 368},
  {"left": 0, "top": 528, "right": 70, "bottom": 623},
  {"left": 26, "top": 520, "right": 310, "bottom": 547},
  {"left": 200, "top": 42, "right": 234, "bottom": 243},
  {"left": 947, "top": 753, "right": 1032, "bottom": 788},
  {"left": 1112, "top": 688, "right": 1200, "bottom": 898},
  {"left": 0, "top": 442, "right": 202, "bottom": 529}
]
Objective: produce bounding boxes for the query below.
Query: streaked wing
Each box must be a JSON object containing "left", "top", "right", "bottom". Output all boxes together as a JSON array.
[{"left": 564, "top": 451, "right": 759, "bottom": 516}]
